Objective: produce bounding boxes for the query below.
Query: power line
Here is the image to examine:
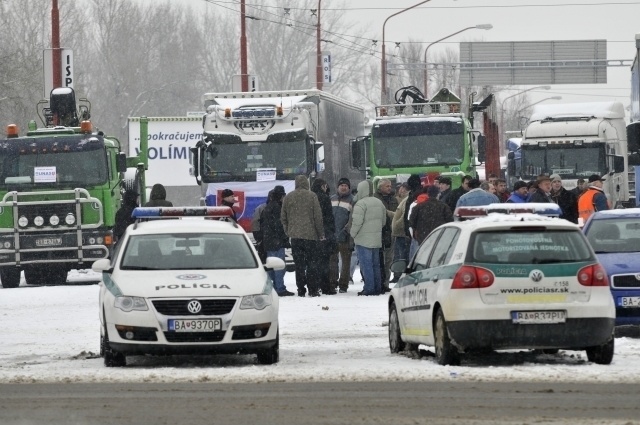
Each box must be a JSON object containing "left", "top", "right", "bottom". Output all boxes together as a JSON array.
[{"left": 207, "top": 1, "right": 640, "bottom": 11}]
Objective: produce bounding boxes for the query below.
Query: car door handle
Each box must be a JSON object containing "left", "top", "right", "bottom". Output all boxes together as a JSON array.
[{"left": 431, "top": 275, "right": 439, "bottom": 282}]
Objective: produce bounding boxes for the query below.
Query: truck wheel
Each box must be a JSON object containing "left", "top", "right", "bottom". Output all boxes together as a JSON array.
[
  {"left": 434, "top": 309, "right": 460, "bottom": 366},
  {"left": 586, "top": 334, "right": 614, "bottom": 365},
  {"left": 0, "top": 267, "right": 21, "bottom": 288},
  {"left": 389, "top": 303, "right": 406, "bottom": 353},
  {"left": 256, "top": 331, "right": 279, "bottom": 365}
]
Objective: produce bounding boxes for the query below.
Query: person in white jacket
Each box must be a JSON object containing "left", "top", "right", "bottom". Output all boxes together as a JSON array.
[{"left": 350, "top": 180, "right": 387, "bottom": 296}]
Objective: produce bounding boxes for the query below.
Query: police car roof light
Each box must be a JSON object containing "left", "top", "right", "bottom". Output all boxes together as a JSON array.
[
  {"left": 455, "top": 203, "right": 562, "bottom": 220},
  {"left": 132, "top": 206, "right": 234, "bottom": 219}
]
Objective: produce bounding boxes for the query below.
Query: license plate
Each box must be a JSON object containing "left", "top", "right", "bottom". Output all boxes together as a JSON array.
[
  {"left": 511, "top": 311, "right": 566, "bottom": 324},
  {"left": 618, "top": 296, "right": 640, "bottom": 308},
  {"left": 168, "top": 319, "right": 221, "bottom": 332},
  {"left": 35, "top": 237, "right": 62, "bottom": 247}
]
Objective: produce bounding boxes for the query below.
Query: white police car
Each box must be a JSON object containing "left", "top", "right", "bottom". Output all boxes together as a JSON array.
[
  {"left": 389, "top": 204, "right": 616, "bottom": 365},
  {"left": 93, "top": 207, "right": 284, "bottom": 367}
]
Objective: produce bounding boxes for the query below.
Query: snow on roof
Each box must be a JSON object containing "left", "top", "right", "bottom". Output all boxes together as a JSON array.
[
  {"left": 592, "top": 208, "right": 640, "bottom": 218},
  {"left": 373, "top": 117, "right": 462, "bottom": 125},
  {"left": 529, "top": 101, "right": 625, "bottom": 121}
]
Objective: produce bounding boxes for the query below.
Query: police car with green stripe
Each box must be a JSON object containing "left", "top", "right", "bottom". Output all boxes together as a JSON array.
[
  {"left": 93, "top": 206, "right": 284, "bottom": 367},
  {"left": 388, "top": 204, "right": 615, "bottom": 365}
]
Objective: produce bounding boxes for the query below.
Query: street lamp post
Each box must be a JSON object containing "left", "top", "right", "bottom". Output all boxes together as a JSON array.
[
  {"left": 500, "top": 85, "right": 551, "bottom": 144},
  {"left": 516, "top": 96, "right": 563, "bottom": 116},
  {"left": 516, "top": 96, "right": 562, "bottom": 130},
  {"left": 423, "top": 24, "right": 492, "bottom": 97},
  {"left": 381, "top": 0, "right": 431, "bottom": 103}
]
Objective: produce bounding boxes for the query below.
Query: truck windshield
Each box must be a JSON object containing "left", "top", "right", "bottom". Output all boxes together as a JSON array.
[
  {"left": 0, "top": 135, "right": 109, "bottom": 189},
  {"left": 202, "top": 129, "right": 308, "bottom": 182},
  {"left": 520, "top": 144, "right": 606, "bottom": 180},
  {"left": 372, "top": 119, "right": 464, "bottom": 167}
]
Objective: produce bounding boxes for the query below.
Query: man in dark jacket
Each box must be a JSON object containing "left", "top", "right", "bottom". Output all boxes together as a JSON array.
[
  {"left": 311, "top": 178, "right": 337, "bottom": 295},
  {"left": 281, "top": 175, "right": 324, "bottom": 297},
  {"left": 528, "top": 175, "right": 554, "bottom": 203},
  {"left": 403, "top": 174, "right": 423, "bottom": 238},
  {"left": 409, "top": 185, "right": 453, "bottom": 245},
  {"left": 374, "top": 178, "right": 399, "bottom": 293},
  {"left": 549, "top": 174, "right": 578, "bottom": 224},
  {"left": 445, "top": 175, "right": 471, "bottom": 212},
  {"left": 261, "top": 186, "right": 294, "bottom": 296},
  {"left": 219, "top": 188, "right": 237, "bottom": 221},
  {"left": 114, "top": 189, "right": 138, "bottom": 241},
  {"left": 437, "top": 176, "right": 452, "bottom": 205},
  {"left": 330, "top": 177, "right": 354, "bottom": 293},
  {"left": 144, "top": 184, "right": 173, "bottom": 207}
]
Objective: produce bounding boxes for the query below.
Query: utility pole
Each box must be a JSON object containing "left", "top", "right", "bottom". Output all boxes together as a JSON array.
[
  {"left": 240, "top": 0, "right": 248, "bottom": 92},
  {"left": 316, "top": 0, "right": 322, "bottom": 91},
  {"left": 51, "top": 0, "right": 61, "bottom": 90}
]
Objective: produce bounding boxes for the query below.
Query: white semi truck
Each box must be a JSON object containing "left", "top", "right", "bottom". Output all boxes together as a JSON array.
[
  {"left": 190, "top": 90, "right": 366, "bottom": 233},
  {"left": 510, "top": 101, "right": 629, "bottom": 207}
]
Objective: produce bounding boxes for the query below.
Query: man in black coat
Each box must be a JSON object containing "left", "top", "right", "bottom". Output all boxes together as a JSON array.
[
  {"left": 409, "top": 185, "right": 454, "bottom": 245},
  {"left": 261, "top": 186, "right": 294, "bottom": 296},
  {"left": 549, "top": 174, "right": 578, "bottom": 224},
  {"left": 311, "top": 178, "right": 337, "bottom": 295},
  {"left": 445, "top": 175, "right": 471, "bottom": 212}
]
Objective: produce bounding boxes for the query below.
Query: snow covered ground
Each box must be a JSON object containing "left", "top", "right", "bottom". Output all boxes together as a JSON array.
[{"left": 1, "top": 269, "right": 639, "bottom": 384}]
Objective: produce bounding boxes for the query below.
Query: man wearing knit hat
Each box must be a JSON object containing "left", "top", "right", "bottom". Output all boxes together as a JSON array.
[
  {"left": 330, "top": 177, "right": 354, "bottom": 293},
  {"left": 506, "top": 181, "right": 528, "bottom": 203},
  {"left": 220, "top": 188, "right": 237, "bottom": 221},
  {"left": 549, "top": 174, "right": 578, "bottom": 224}
]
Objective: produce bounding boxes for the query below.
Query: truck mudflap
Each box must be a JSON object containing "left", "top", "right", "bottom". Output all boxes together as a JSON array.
[{"left": 0, "top": 188, "right": 110, "bottom": 266}]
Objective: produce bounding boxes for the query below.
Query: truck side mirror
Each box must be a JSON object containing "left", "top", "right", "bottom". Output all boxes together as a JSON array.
[
  {"left": 627, "top": 122, "right": 640, "bottom": 153},
  {"left": 507, "top": 156, "right": 516, "bottom": 177},
  {"left": 477, "top": 134, "right": 486, "bottom": 163},
  {"left": 350, "top": 136, "right": 368, "bottom": 171},
  {"left": 613, "top": 155, "right": 625, "bottom": 173},
  {"left": 189, "top": 147, "right": 200, "bottom": 184},
  {"left": 116, "top": 153, "right": 127, "bottom": 173},
  {"left": 316, "top": 144, "right": 325, "bottom": 173}
]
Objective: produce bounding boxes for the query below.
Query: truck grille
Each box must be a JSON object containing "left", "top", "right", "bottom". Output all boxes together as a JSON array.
[
  {"left": 152, "top": 299, "right": 236, "bottom": 316},
  {"left": 17, "top": 204, "right": 77, "bottom": 228}
]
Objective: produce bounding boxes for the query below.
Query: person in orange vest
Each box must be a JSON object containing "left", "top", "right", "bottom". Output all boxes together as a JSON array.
[{"left": 578, "top": 174, "right": 610, "bottom": 224}]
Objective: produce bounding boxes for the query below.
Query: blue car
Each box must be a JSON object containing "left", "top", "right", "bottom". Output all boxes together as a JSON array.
[{"left": 583, "top": 209, "right": 640, "bottom": 327}]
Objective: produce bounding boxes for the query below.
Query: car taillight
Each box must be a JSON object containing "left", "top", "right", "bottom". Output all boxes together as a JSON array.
[
  {"left": 451, "top": 265, "right": 495, "bottom": 289},
  {"left": 577, "top": 264, "right": 609, "bottom": 286}
]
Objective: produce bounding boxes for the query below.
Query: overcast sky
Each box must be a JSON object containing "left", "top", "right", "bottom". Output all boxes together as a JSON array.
[{"left": 153, "top": 0, "right": 638, "bottom": 111}]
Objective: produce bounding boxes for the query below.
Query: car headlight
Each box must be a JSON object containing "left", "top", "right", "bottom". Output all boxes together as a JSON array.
[
  {"left": 3, "top": 241, "right": 11, "bottom": 249},
  {"left": 18, "top": 216, "right": 28, "bottom": 227},
  {"left": 34, "top": 216, "right": 44, "bottom": 227},
  {"left": 49, "top": 215, "right": 60, "bottom": 226},
  {"left": 240, "top": 294, "right": 272, "bottom": 310},
  {"left": 114, "top": 296, "right": 148, "bottom": 312}
]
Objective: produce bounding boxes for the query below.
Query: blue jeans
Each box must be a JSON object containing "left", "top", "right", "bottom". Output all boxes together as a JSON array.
[
  {"left": 355, "top": 245, "right": 381, "bottom": 294},
  {"left": 266, "top": 248, "right": 286, "bottom": 293},
  {"left": 408, "top": 239, "right": 420, "bottom": 263},
  {"left": 393, "top": 236, "right": 410, "bottom": 262}
]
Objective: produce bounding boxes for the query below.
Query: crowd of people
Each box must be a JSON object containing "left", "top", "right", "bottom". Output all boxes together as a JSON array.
[
  {"left": 116, "top": 172, "right": 610, "bottom": 298},
  {"left": 251, "top": 171, "right": 612, "bottom": 298}
]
